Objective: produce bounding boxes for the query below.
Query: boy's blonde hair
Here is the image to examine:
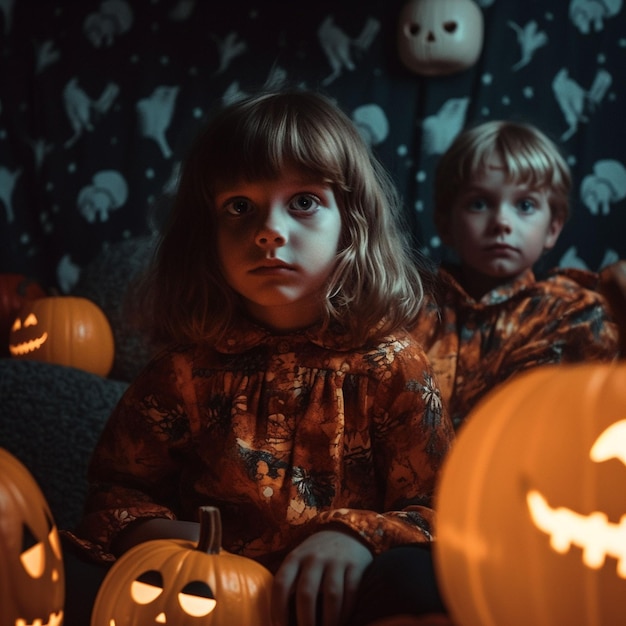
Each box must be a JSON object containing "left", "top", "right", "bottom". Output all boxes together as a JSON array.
[
  {"left": 433, "top": 120, "right": 571, "bottom": 236},
  {"left": 140, "top": 89, "right": 425, "bottom": 347}
]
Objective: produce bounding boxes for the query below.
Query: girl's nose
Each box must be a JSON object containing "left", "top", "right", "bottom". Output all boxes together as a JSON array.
[{"left": 255, "top": 209, "right": 287, "bottom": 248}]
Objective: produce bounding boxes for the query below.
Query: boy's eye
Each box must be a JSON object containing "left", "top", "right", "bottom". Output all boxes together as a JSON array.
[
  {"left": 290, "top": 194, "right": 319, "bottom": 212},
  {"left": 468, "top": 198, "right": 488, "bottom": 211},
  {"left": 517, "top": 198, "right": 537, "bottom": 213}
]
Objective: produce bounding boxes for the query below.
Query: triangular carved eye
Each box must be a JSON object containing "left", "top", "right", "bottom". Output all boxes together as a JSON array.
[
  {"left": 20, "top": 524, "right": 45, "bottom": 578},
  {"left": 11, "top": 317, "right": 21, "bottom": 331},
  {"left": 24, "top": 313, "right": 38, "bottom": 327},
  {"left": 179, "top": 581, "right": 216, "bottom": 617},
  {"left": 131, "top": 570, "right": 164, "bottom": 604}
]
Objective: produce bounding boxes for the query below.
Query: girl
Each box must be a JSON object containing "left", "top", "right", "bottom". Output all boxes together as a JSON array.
[{"left": 64, "top": 89, "right": 454, "bottom": 626}]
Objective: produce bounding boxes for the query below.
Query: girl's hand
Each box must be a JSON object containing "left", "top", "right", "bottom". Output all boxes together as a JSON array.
[{"left": 271, "top": 529, "right": 373, "bottom": 626}]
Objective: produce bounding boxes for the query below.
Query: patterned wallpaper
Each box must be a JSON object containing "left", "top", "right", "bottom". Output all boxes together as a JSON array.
[{"left": 1, "top": 0, "right": 625, "bottom": 293}]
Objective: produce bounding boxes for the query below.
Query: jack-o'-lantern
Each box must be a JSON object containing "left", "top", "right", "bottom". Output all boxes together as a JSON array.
[
  {"left": 0, "top": 273, "right": 46, "bottom": 357},
  {"left": 91, "top": 506, "right": 273, "bottom": 625},
  {"left": 0, "top": 447, "right": 64, "bottom": 626},
  {"left": 435, "top": 362, "right": 626, "bottom": 626},
  {"left": 9, "top": 296, "right": 114, "bottom": 377},
  {"left": 397, "top": 0, "right": 484, "bottom": 76}
]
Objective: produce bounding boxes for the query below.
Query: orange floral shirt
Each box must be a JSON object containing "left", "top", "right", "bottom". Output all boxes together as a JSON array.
[
  {"left": 412, "top": 266, "right": 619, "bottom": 430},
  {"left": 71, "top": 320, "right": 454, "bottom": 572}
]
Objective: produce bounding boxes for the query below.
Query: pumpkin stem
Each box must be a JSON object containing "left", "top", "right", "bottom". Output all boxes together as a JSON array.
[{"left": 196, "top": 506, "right": 223, "bottom": 554}]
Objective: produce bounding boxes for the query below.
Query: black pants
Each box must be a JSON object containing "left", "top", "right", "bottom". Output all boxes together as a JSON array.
[
  {"left": 348, "top": 544, "right": 447, "bottom": 626},
  {"left": 61, "top": 535, "right": 110, "bottom": 626}
]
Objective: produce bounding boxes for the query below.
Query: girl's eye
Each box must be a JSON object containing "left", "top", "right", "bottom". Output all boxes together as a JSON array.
[
  {"left": 224, "top": 198, "right": 253, "bottom": 215},
  {"left": 290, "top": 194, "right": 320, "bottom": 212}
]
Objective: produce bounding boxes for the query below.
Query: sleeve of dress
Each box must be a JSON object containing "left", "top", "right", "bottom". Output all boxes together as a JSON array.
[
  {"left": 73, "top": 349, "right": 189, "bottom": 557},
  {"left": 499, "top": 270, "right": 620, "bottom": 381},
  {"left": 312, "top": 340, "right": 455, "bottom": 554}
]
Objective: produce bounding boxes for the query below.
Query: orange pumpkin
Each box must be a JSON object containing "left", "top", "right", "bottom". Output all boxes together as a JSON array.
[
  {"left": 0, "top": 448, "right": 65, "bottom": 626},
  {"left": 91, "top": 506, "right": 274, "bottom": 625},
  {"left": 434, "top": 361, "right": 626, "bottom": 626},
  {"left": 397, "top": 0, "right": 484, "bottom": 76},
  {"left": 9, "top": 296, "right": 115, "bottom": 377},
  {"left": 0, "top": 273, "right": 46, "bottom": 357}
]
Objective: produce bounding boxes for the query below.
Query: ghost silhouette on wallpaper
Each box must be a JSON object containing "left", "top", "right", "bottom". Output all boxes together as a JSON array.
[
  {"left": 317, "top": 15, "right": 381, "bottom": 86},
  {"left": 34, "top": 39, "right": 60, "bottom": 74},
  {"left": 422, "top": 98, "right": 469, "bottom": 156},
  {"left": 351, "top": 104, "right": 389, "bottom": 147},
  {"left": 569, "top": 0, "right": 623, "bottom": 34},
  {"left": 559, "top": 246, "right": 620, "bottom": 271},
  {"left": 580, "top": 159, "right": 626, "bottom": 217},
  {"left": 136, "top": 86, "right": 180, "bottom": 159},
  {"left": 508, "top": 20, "right": 547, "bottom": 71},
  {"left": 212, "top": 31, "right": 247, "bottom": 75},
  {"left": 63, "top": 78, "right": 120, "bottom": 148},
  {"left": 83, "top": 0, "right": 134, "bottom": 48},
  {"left": 552, "top": 68, "right": 612, "bottom": 141},
  {"left": 0, "top": 0, "right": 14, "bottom": 35},
  {"left": 77, "top": 170, "right": 128, "bottom": 223},
  {"left": 0, "top": 165, "right": 20, "bottom": 223}
]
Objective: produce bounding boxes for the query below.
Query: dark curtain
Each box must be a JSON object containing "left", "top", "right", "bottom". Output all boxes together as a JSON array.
[{"left": 1, "top": 0, "right": 625, "bottom": 292}]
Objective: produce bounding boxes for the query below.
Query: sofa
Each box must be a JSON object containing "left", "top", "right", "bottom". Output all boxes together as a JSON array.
[{"left": 0, "top": 235, "right": 158, "bottom": 531}]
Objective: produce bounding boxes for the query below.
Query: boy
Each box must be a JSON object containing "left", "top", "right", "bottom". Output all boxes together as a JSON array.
[{"left": 412, "top": 120, "right": 619, "bottom": 429}]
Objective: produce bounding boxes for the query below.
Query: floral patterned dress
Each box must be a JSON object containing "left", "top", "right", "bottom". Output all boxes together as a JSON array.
[
  {"left": 412, "top": 265, "right": 620, "bottom": 429},
  {"left": 68, "top": 319, "right": 454, "bottom": 572}
]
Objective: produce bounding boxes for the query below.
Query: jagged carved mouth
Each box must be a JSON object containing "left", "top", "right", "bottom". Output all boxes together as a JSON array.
[{"left": 9, "top": 332, "right": 48, "bottom": 355}]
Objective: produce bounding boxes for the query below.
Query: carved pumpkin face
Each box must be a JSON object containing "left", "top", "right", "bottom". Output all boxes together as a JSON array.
[
  {"left": 435, "top": 362, "right": 626, "bottom": 626},
  {"left": 397, "top": 0, "right": 484, "bottom": 75},
  {"left": 9, "top": 296, "right": 114, "bottom": 377},
  {"left": 0, "top": 448, "right": 64, "bottom": 626},
  {"left": 0, "top": 273, "right": 46, "bottom": 357},
  {"left": 91, "top": 507, "right": 273, "bottom": 625}
]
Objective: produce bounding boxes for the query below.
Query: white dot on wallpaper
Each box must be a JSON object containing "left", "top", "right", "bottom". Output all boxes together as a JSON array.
[
  {"left": 567, "top": 155, "right": 577, "bottom": 167},
  {"left": 597, "top": 54, "right": 606, "bottom": 64},
  {"left": 131, "top": 54, "right": 139, "bottom": 64},
  {"left": 619, "top": 38, "right": 626, "bottom": 48},
  {"left": 430, "top": 235, "right": 441, "bottom": 248},
  {"left": 146, "top": 168, "right": 156, "bottom": 179},
  {"left": 46, "top": 181, "right": 54, "bottom": 191},
  {"left": 523, "top": 87, "right": 534, "bottom": 98},
  {"left": 122, "top": 230, "right": 132, "bottom": 239},
  {"left": 502, "top": 96, "right": 511, "bottom": 105},
  {"left": 20, "top": 233, "right": 30, "bottom": 245},
  {"left": 481, "top": 107, "right": 491, "bottom": 116},
  {"left": 0, "top": 129, "right": 6, "bottom": 139},
  {"left": 193, "top": 108, "right": 203, "bottom": 118},
  {"left": 545, "top": 12, "right": 554, "bottom": 21},
  {"left": 68, "top": 163, "right": 76, "bottom": 173},
  {"left": 160, "top": 56, "right": 170, "bottom": 65},
  {"left": 416, "top": 170, "right": 427, "bottom": 183},
  {"left": 111, "top": 137, "right": 118, "bottom": 145},
  {"left": 482, "top": 73, "right": 493, "bottom": 85},
  {"left": 415, "top": 200, "right": 424, "bottom": 212},
  {"left": 397, "top": 144, "right": 408, "bottom": 156}
]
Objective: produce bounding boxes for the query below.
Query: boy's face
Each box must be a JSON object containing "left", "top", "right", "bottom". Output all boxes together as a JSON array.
[{"left": 439, "top": 154, "right": 564, "bottom": 297}]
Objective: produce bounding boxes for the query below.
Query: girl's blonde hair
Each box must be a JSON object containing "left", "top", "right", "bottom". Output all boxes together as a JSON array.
[
  {"left": 139, "top": 89, "right": 425, "bottom": 347},
  {"left": 433, "top": 120, "right": 571, "bottom": 235}
]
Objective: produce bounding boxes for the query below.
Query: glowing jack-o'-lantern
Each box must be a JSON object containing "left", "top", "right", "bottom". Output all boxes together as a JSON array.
[
  {"left": 0, "top": 273, "right": 46, "bottom": 357},
  {"left": 435, "top": 362, "right": 626, "bottom": 626},
  {"left": 397, "top": 0, "right": 484, "bottom": 76},
  {"left": 91, "top": 506, "right": 273, "bottom": 625},
  {"left": 9, "top": 296, "right": 114, "bottom": 377},
  {"left": 0, "top": 448, "right": 65, "bottom": 626}
]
